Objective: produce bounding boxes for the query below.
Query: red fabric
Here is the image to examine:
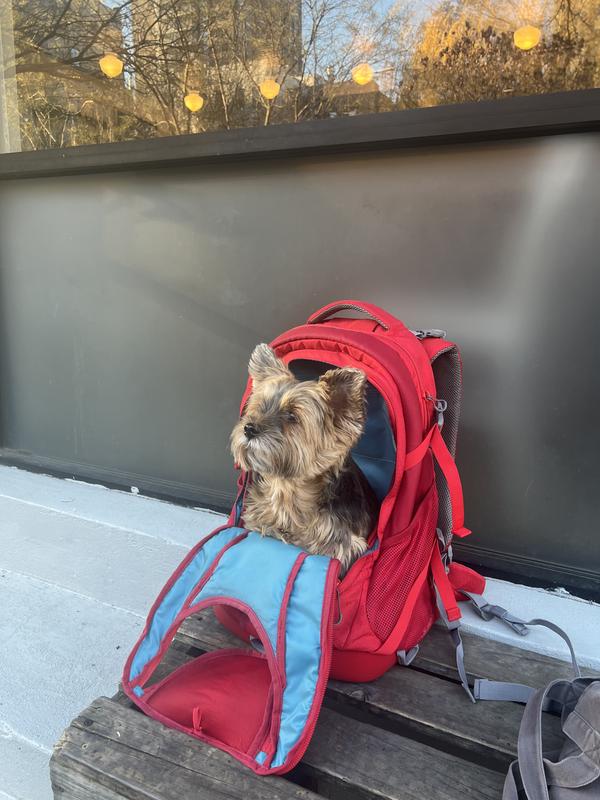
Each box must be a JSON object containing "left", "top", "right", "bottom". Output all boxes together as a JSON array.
[
  {"left": 214, "top": 605, "right": 256, "bottom": 642},
  {"left": 405, "top": 425, "right": 436, "bottom": 469},
  {"left": 449, "top": 562, "right": 486, "bottom": 600},
  {"left": 330, "top": 648, "right": 397, "bottom": 682},
  {"left": 146, "top": 650, "right": 272, "bottom": 755},
  {"left": 430, "top": 425, "right": 470, "bottom": 538}
]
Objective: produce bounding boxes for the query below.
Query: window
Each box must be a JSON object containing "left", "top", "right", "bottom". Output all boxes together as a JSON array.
[{"left": 1, "top": 0, "right": 598, "bottom": 154}]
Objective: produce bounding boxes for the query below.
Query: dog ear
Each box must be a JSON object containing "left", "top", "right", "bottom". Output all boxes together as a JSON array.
[
  {"left": 248, "top": 343, "right": 292, "bottom": 382},
  {"left": 319, "top": 368, "right": 367, "bottom": 435}
]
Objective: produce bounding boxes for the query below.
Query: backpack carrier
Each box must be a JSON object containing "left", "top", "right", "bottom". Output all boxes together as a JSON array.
[
  {"left": 124, "top": 300, "right": 552, "bottom": 773},
  {"left": 219, "top": 300, "right": 486, "bottom": 691}
]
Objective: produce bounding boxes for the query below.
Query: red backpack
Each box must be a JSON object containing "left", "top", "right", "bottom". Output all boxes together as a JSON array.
[
  {"left": 217, "top": 299, "right": 486, "bottom": 695},
  {"left": 124, "top": 299, "right": 581, "bottom": 772}
]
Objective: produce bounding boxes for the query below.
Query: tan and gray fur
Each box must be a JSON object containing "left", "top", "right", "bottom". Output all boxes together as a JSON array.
[{"left": 230, "top": 344, "right": 377, "bottom": 571}]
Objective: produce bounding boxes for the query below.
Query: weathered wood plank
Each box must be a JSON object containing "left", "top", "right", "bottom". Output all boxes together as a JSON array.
[
  {"left": 175, "top": 611, "right": 562, "bottom": 769},
  {"left": 51, "top": 697, "right": 321, "bottom": 800},
  {"left": 302, "top": 707, "right": 504, "bottom": 800},
  {"left": 414, "top": 626, "right": 599, "bottom": 686}
]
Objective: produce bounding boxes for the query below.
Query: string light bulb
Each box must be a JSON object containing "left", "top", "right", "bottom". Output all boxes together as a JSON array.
[
  {"left": 184, "top": 92, "right": 204, "bottom": 112},
  {"left": 351, "top": 62, "right": 374, "bottom": 86},
  {"left": 99, "top": 52, "right": 124, "bottom": 78},
  {"left": 513, "top": 25, "right": 542, "bottom": 50},
  {"left": 259, "top": 78, "right": 280, "bottom": 100}
]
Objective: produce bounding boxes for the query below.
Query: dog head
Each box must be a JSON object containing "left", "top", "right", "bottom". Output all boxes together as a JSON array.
[{"left": 230, "top": 343, "right": 368, "bottom": 479}]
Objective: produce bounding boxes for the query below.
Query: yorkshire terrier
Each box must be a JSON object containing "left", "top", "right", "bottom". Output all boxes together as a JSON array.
[{"left": 230, "top": 344, "right": 377, "bottom": 571}]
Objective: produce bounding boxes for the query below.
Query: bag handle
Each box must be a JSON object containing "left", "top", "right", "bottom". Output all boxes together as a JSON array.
[{"left": 307, "top": 300, "right": 401, "bottom": 332}]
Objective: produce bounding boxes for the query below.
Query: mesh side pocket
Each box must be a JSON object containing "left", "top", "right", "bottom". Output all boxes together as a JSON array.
[{"left": 366, "top": 484, "right": 437, "bottom": 642}]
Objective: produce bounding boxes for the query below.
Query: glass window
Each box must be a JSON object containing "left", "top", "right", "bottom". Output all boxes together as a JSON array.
[{"left": 1, "top": 0, "right": 598, "bottom": 154}]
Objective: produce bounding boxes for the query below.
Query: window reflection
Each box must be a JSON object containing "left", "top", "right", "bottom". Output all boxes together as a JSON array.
[{"left": 1, "top": 0, "right": 598, "bottom": 153}]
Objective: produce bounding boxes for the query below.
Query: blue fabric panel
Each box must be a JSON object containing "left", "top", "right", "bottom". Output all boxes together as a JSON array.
[
  {"left": 290, "top": 360, "right": 395, "bottom": 502},
  {"left": 271, "top": 553, "right": 330, "bottom": 768},
  {"left": 193, "top": 531, "right": 302, "bottom": 654},
  {"left": 129, "top": 526, "right": 244, "bottom": 682},
  {"left": 133, "top": 686, "right": 144, "bottom": 697}
]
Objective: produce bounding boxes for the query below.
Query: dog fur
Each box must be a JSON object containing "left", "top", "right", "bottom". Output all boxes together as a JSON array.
[{"left": 230, "top": 344, "right": 377, "bottom": 570}]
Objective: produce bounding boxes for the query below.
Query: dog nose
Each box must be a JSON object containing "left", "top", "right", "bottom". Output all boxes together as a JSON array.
[{"left": 244, "top": 423, "right": 260, "bottom": 439}]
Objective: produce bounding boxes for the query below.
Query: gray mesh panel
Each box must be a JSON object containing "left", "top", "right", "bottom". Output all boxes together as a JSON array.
[{"left": 431, "top": 346, "right": 462, "bottom": 548}]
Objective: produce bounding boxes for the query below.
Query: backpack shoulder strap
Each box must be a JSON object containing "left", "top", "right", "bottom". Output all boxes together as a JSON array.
[{"left": 417, "top": 338, "right": 464, "bottom": 550}]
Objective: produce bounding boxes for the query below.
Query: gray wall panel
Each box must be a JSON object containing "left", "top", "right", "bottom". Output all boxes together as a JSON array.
[{"left": 1, "top": 132, "right": 599, "bottom": 587}]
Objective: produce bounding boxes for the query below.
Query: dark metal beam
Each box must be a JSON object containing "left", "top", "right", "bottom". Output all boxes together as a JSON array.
[{"left": 1, "top": 88, "right": 599, "bottom": 180}]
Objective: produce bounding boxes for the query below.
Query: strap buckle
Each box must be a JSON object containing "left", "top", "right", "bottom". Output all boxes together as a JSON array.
[{"left": 464, "top": 592, "right": 529, "bottom": 636}]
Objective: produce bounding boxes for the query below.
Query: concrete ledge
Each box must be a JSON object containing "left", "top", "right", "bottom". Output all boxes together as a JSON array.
[
  {"left": 2, "top": 463, "right": 598, "bottom": 670},
  {"left": 460, "top": 577, "right": 600, "bottom": 670}
]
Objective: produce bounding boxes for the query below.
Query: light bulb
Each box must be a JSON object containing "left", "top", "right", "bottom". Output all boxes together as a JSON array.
[
  {"left": 184, "top": 92, "right": 204, "bottom": 112},
  {"left": 99, "top": 52, "right": 123, "bottom": 78},
  {"left": 514, "top": 25, "right": 541, "bottom": 51},
  {"left": 259, "top": 78, "right": 280, "bottom": 100},
  {"left": 352, "top": 63, "right": 374, "bottom": 86}
]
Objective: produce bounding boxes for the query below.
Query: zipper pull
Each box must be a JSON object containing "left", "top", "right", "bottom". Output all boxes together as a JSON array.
[
  {"left": 426, "top": 394, "right": 447, "bottom": 427},
  {"left": 412, "top": 328, "right": 447, "bottom": 340}
]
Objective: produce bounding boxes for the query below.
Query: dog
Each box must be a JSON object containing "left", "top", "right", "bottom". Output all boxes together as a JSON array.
[{"left": 230, "top": 343, "right": 377, "bottom": 571}]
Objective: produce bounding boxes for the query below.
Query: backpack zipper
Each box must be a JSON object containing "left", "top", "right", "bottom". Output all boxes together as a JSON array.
[{"left": 411, "top": 329, "right": 447, "bottom": 340}]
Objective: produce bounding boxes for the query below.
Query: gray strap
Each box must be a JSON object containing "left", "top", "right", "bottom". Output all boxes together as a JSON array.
[
  {"left": 474, "top": 679, "right": 564, "bottom": 715},
  {"left": 464, "top": 592, "right": 581, "bottom": 707},
  {"left": 450, "top": 627, "right": 476, "bottom": 704},
  {"left": 502, "top": 760, "right": 522, "bottom": 800},
  {"left": 524, "top": 619, "right": 581, "bottom": 679},
  {"left": 464, "top": 591, "right": 529, "bottom": 636},
  {"left": 475, "top": 680, "right": 536, "bottom": 704},
  {"left": 434, "top": 585, "right": 475, "bottom": 703},
  {"left": 516, "top": 682, "right": 554, "bottom": 800},
  {"left": 397, "top": 645, "right": 419, "bottom": 666}
]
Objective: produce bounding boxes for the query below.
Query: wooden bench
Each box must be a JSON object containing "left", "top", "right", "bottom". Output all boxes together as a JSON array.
[{"left": 50, "top": 613, "right": 597, "bottom": 800}]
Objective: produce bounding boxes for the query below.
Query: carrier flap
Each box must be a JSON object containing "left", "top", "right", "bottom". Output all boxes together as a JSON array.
[{"left": 123, "top": 527, "right": 340, "bottom": 775}]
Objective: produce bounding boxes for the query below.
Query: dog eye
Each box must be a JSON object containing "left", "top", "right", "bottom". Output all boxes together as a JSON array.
[{"left": 284, "top": 411, "right": 298, "bottom": 423}]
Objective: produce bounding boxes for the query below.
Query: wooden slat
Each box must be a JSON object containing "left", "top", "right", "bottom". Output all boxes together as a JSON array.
[
  {"left": 302, "top": 707, "right": 503, "bottom": 800},
  {"left": 175, "top": 612, "right": 562, "bottom": 770},
  {"left": 51, "top": 697, "right": 320, "bottom": 800},
  {"left": 414, "top": 626, "right": 600, "bottom": 686}
]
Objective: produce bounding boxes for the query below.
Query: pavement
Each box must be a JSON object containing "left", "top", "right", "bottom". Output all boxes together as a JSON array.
[{"left": 0, "top": 464, "right": 598, "bottom": 800}]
